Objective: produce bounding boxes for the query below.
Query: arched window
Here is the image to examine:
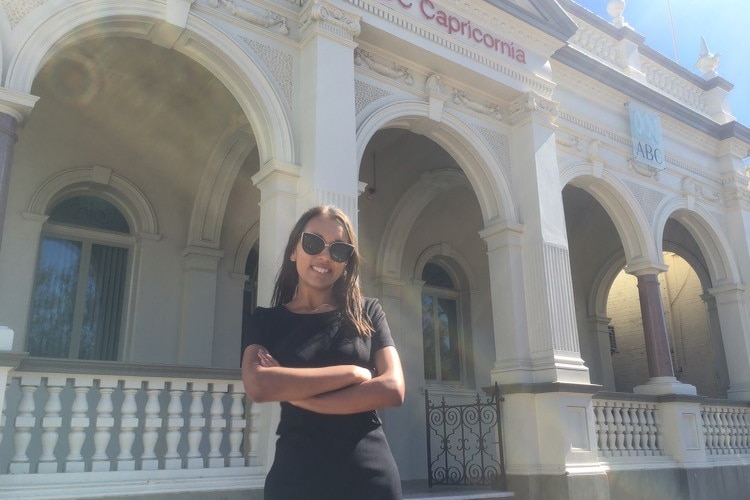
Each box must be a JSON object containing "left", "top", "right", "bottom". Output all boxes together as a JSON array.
[
  {"left": 26, "top": 195, "right": 131, "bottom": 360},
  {"left": 421, "top": 262, "right": 463, "bottom": 383}
]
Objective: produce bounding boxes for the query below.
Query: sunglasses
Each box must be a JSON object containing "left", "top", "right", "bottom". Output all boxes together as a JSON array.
[{"left": 301, "top": 232, "right": 355, "bottom": 263}]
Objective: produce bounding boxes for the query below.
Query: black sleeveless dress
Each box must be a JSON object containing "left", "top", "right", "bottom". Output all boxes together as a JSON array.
[{"left": 242, "top": 298, "right": 402, "bottom": 500}]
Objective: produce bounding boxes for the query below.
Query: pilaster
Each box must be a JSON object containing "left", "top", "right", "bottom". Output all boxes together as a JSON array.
[
  {"left": 508, "top": 92, "right": 589, "bottom": 385},
  {"left": 297, "top": 0, "right": 361, "bottom": 223},
  {"left": 586, "top": 315, "right": 615, "bottom": 391},
  {"left": 178, "top": 246, "right": 224, "bottom": 366},
  {"left": 708, "top": 284, "right": 750, "bottom": 400}
]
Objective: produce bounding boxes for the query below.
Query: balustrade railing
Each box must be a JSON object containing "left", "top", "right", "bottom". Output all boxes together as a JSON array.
[
  {"left": 593, "top": 393, "right": 750, "bottom": 465},
  {"left": 701, "top": 404, "right": 750, "bottom": 456},
  {"left": 0, "top": 357, "right": 260, "bottom": 477},
  {"left": 592, "top": 397, "right": 662, "bottom": 459}
]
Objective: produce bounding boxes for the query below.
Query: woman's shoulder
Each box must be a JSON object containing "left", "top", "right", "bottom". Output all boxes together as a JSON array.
[{"left": 362, "top": 296, "right": 381, "bottom": 311}]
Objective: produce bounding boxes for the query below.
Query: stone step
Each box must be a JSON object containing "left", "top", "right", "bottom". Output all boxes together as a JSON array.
[{"left": 404, "top": 487, "right": 514, "bottom": 500}]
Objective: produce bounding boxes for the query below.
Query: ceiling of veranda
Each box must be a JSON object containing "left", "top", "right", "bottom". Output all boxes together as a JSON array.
[{"left": 26, "top": 36, "right": 245, "bottom": 187}]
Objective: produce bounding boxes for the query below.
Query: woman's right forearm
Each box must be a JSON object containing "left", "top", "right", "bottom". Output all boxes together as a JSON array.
[{"left": 242, "top": 346, "right": 370, "bottom": 402}]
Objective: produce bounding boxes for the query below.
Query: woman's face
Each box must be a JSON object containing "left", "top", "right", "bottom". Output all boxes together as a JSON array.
[{"left": 291, "top": 215, "right": 351, "bottom": 295}]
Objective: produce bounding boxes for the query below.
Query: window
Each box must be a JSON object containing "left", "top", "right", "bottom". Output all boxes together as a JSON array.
[
  {"left": 27, "top": 196, "right": 130, "bottom": 360},
  {"left": 421, "top": 262, "right": 462, "bottom": 382}
]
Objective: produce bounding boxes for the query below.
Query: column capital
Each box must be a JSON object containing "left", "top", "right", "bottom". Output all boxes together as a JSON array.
[
  {"left": 0, "top": 88, "right": 38, "bottom": 124},
  {"left": 251, "top": 160, "right": 301, "bottom": 196},
  {"left": 479, "top": 219, "right": 524, "bottom": 250},
  {"left": 624, "top": 259, "right": 668, "bottom": 276},
  {"left": 508, "top": 91, "right": 559, "bottom": 126},
  {"left": 300, "top": 0, "right": 361, "bottom": 47}
]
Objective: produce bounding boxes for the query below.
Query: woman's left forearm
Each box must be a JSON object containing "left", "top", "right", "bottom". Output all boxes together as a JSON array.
[
  {"left": 292, "top": 375, "right": 404, "bottom": 414},
  {"left": 292, "top": 346, "right": 405, "bottom": 414}
]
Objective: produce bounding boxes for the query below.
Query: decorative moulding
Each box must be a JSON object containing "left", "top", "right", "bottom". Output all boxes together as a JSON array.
[
  {"left": 208, "top": 0, "right": 290, "bottom": 35},
  {"left": 354, "top": 48, "right": 413, "bottom": 86}
]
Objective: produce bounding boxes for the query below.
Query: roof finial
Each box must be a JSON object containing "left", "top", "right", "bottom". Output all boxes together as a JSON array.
[
  {"left": 694, "top": 36, "right": 720, "bottom": 79},
  {"left": 607, "top": 0, "right": 627, "bottom": 28}
]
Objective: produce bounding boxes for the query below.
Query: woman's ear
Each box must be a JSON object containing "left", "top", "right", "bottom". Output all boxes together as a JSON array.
[{"left": 290, "top": 249, "right": 297, "bottom": 262}]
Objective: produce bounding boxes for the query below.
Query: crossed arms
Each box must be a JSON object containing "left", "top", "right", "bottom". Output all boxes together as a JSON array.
[{"left": 241, "top": 344, "right": 405, "bottom": 415}]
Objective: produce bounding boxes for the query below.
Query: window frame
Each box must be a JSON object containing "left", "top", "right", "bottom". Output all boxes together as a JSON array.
[
  {"left": 28, "top": 206, "right": 135, "bottom": 361},
  {"left": 421, "top": 261, "right": 467, "bottom": 387}
]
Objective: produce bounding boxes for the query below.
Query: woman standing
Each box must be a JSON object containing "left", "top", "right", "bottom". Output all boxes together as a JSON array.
[{"left": 241, "top": 205, "right": 405, "bottom": 500}]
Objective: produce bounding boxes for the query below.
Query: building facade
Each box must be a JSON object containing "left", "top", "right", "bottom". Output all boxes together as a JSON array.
[{"left": 0, "top": 0, "right": 749, "bottom": 499}]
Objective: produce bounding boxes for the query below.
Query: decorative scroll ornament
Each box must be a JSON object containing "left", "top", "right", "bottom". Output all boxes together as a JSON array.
[
  {"left": 354, "top": 49, "right": 413, "bottom": 85},
  {"left": 628, "top": 158, "right": 659, "bottom": 178},
  {"left": 208, "top": 0, "right": 289, "bottom": 35},
  {"left": 682, "top": 177, "right": 721, "bottom": 203},
  {"left": 451, "top": 90, "right": 502, "bottom": 121},
  {"left": 300, "top": 0, "right": 361, "bottom": 39},
  {"left": 556, "top": 134, "right": 582, "bottom": 152}
]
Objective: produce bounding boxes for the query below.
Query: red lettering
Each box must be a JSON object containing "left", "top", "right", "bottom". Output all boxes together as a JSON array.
[
  {"left": 448, "top": 14, "right": 461, "bottom": 34},
  {"left": 380, "top": 0, "right": 527, "bottom": 64},
  {"left": 419, "top": 0, "right": 434, "bottom": 19},
  {"left": 435, "top": 10, "right": 447, "bottom": 28}
]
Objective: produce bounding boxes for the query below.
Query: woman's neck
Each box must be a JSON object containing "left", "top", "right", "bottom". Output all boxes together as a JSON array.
[{"left": 287, "top": 290, "right": 336, "bottom": 313}]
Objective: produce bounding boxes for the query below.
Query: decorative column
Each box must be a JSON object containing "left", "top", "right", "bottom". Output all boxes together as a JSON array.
[
  {"left": 507, "top": 91, "right": 589, "bottom": 385},
  {"left": 250, "top": 159, "right": 302, "bottom": 472},
  {"left": 0, "top": 89, "right": 37, "bottom": 253},
  {"left": 627, "top": 264, "right": 696, "bottom": 395},
  {"left": 493, "top": 95, "right": 605, "bottom": 494},
  {"left": 297, "top": 0, "right": 361, "bottom": 222},
  {"left": 480, "top": 220, "right": 532, "bottom": 385}
]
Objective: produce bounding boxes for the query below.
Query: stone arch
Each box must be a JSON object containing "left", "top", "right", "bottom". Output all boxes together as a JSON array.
[
  {"left": 188, "top": 124, "right": 257, "bottom": 249},
  {"left": 654, "top": 200, "right": 739, "bottom": 287},
  {"left": 561, "top": 162, "right": 659, "bottom": 265},
  {"left": 5, "top": 2, "right": 294, "bottom": 165},
  {"left": 377, "top": 168, "right": 471, "bottom": 279},
  {"left": 26, "top": 166, "right": 159, "bottom": 237},
  {"left": 356, "top": 100, "right": 516, "bottom": 226}
]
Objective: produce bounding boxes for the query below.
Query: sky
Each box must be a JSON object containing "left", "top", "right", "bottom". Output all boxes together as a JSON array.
[{"left": 572, "top": 0, "right": 750, "bottom": 126}]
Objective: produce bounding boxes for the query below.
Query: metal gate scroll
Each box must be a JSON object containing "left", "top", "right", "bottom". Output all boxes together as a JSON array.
[{"left": 424, "top": 383, "right": 506, "bottom": 490}]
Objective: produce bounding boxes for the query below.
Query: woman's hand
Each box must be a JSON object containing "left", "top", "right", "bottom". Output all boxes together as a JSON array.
[{"left": 256, "top": 347, "right": 280, "bottom": 368}]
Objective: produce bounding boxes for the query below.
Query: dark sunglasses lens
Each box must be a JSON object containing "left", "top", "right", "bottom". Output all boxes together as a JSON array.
[
  {"left": 301, "top": 233, "right": 325, "bottom": 255},
  {"left": 329, "top": 243, "right": 354, "bottom": 263}
]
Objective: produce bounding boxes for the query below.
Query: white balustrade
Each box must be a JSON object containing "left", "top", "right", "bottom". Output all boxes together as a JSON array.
[
  {"left": 702, "top": 405, "right": 750, "bottom": 456},
  {"left": 593, "top": 397, "right": 662, "bottom": 459},
  {"left": 0, "top": 365, "right": 255, "bottom": 477}
]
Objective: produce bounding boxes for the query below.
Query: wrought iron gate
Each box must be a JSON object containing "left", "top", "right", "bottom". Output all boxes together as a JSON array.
[{"left": 424, "top": 384, "right": 506, "bottom": 489}]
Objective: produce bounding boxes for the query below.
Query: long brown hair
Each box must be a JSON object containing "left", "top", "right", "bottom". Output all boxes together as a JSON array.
[{"left": 271, "top": 205, "right": 373, "bottom": 337}]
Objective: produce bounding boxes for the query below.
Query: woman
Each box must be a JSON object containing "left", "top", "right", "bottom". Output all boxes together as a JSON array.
[{"left": 241, "top": 205, "right": 405, "bottom": 500}]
